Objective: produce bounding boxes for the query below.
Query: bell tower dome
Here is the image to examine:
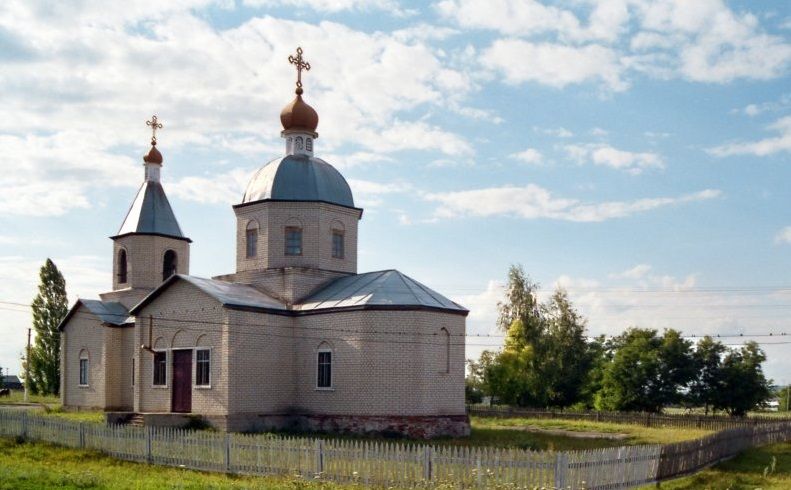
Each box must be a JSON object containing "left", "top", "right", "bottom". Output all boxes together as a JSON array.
[{"left": 102, "top": 116, "right": 191, "bottom": 308}]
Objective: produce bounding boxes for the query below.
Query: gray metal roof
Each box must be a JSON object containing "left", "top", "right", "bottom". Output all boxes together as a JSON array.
[
  {"left": 297, "top": 270, "right": 468, "bottom": 313},
  {"left": 58, "top": 299, "right": 132, "bottom": 330},
  {"left": 242, "top": 155, "right": 355, "bottom": 208},
  {"left": 115, "top": 181, "right": 189, "bottom": 240},
  {"left": 80, "top": 300, "right": 131, "bottom": 325},
  {"left": 176, "top": 275, "right": 287, "bottom": 311}
]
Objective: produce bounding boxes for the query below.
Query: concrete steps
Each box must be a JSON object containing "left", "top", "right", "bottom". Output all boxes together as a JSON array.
[{"left": 128, "top": 414, "right": 145, "bottom": 427}]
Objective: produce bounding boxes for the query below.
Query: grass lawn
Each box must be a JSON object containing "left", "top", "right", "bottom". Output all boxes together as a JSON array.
[
  {"left": 641, "top": 442, "right": 791, "bottom": 490},
  {"left": 270, "top": 416, "right": 712, "bottom": 452},
  {"left": 0, "top": 437, "right": 360, "bottom": 490},
  {"left": 0, "top": 390, "right": 59, "bottom": 406}
]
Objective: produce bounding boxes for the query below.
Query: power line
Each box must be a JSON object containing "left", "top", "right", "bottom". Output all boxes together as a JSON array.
[{"left": 1, "top": 302, "right": 789, "bottom": 349}]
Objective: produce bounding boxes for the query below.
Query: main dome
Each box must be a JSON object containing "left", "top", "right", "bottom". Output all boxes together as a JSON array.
[{"left": 242, "top": 154, "right": 355, "bottom": 208}]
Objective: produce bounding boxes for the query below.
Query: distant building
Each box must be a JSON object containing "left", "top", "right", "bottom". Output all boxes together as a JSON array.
[
  {"left": 57, "top": 49, "right": 469, "bottom": 437},
  {"left": 3, "top": 375, "right": 23, "bottom": 390}
]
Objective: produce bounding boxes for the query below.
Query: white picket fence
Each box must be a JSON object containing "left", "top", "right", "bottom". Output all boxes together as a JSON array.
[{"left": 1, "top": 409, "right": 789, "bottom": 489}]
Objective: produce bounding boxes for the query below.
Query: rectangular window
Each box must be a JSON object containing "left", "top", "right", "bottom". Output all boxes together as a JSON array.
[
  {"left": 332, "top": 231, "right": 344, "bottom": 259},
  {"left": 131, "top": 358, "right": 135, "bottom": 386},
  {"left": 79, "top": 358, "right": 89, "bottom": 386},
  {"left": 285, "top": 227, "right": 302, "bottom": 256},
  {"left": 153, "top": 351, "right": 166, "bottom": 386},
  {"left": 317, "top": 351, "right": 332, "bottom": 388},
  {"left": 246, "top": 228, "right": 258, "bottom": 258},
  {"left": 196, "top": 349, "right": 210, "bottom": 387}
]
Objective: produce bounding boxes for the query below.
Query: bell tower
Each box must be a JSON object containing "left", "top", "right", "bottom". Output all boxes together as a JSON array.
[{"left": 100, "top": 116, "right": 191, "bottom": 308}]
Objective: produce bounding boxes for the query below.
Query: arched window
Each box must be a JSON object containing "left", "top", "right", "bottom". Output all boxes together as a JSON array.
[
  {"left": 440, "top": 328, "right": 450, "bottom": 374},
  {"left": 246, "top": 220, "right": 259, "bottom": 258},
  {"left": 295, "top": 136, "right": 304, "bottom": 151},
  {"left": 306, "top": 138, "right": 313, "bottom": 152},
  {"left": 117, "top": 249, "right": 128, "bottom": 284},
  {"left": 285, "top": 227, "right": 302, "bottom": 256},
  {"left": 163, "top": 250, "right": 177, "bottom": 281},
  {"left": 317, "top": 342, "right": 332, "bottom": 389},
  {"left": 79, "top": 349, "right": 90, "bottom": 386}
]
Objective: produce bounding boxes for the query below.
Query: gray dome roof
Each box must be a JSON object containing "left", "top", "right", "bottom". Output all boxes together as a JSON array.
[{"left": 242, "top": 155, "right": 355, "bottom": 208}]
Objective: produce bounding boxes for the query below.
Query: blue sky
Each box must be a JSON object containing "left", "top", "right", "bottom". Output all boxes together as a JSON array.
[{"left": 1, "top": 0, "right": 790, "bottom": 385}]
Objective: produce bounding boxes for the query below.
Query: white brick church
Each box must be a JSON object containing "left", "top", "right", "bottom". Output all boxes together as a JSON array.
[{"left": 58, "top": 50, "right": 469, "bottom": 437}]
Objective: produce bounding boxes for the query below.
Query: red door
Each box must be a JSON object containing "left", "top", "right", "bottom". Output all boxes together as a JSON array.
[{"left": 171, "top": 350, "right": 192, "bottom": 413}]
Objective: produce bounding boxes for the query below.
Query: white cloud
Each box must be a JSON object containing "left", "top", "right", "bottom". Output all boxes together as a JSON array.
[
  {"left": 610, "top": 264, "right": 653, "bottom": 280},
  {"left": 565, "top": 143, "right": 664, "bottom": 174},
  {"left": 535, "top": 126, "right": 574, "bottom": 138},
  {"left": 590, "top": 127, "right": 609, "bottom": 136},
  {"left": 511, "top": 148, "right": 543, "bottom": 165},
  {"left": 441, "top": 0, "right": 791, "bottom": 88},
  {"left": 243, "top": 0, "right": 410, "bottom": 15},
  {"left": 425, "top": 185, "right": 721, "bottom": 222},
  {"left": 169, "top": 168, "right": 254, "bottom": 205},
  {"left": 483, "top": 40, "right": 628, "bottom": 91},
  {"left": 775, "top": 226, "right": 791, "bottom": 245},
  {"left": 347, "top": 178, "right": 412, "bottom": 207},
  {"left": 709, "top": 116, "right": 791, "bottom": 157}
]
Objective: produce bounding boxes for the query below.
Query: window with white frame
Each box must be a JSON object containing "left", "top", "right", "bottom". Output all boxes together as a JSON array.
[
  {"left": 79, "top": 352, "right": 89, "bottom": 386},
  {"left": 196, "top": 349, "right": 210, "bottom": 387},
  {"left": 285, "top": 226, "right": 302, "bottom": 256},
  {"left": 153, "top": 351, "right": 166, "bottom": 386},
  {"left": 317, "top": 348, "right": 332, "bottom": 388}
]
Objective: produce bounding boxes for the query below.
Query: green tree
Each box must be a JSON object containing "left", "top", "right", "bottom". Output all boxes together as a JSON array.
[
  {"left": 0, "top": 366, "right": 4, "bottom": 389},
  {"left": 27, "top": 258, "right": 68, "bottom": 395},
  {"left": 714, "top": 341, "right": 772, "bottom": 416},
  {"left": 688, "top": 336, "right": 727, "bottom": 414},
  {"left": 777, "top": 386, "right": 791, "bottom": 412},
  {"left": 541, "top": 289, "right": 593, "bottom": 407},
  {"left": 596, "top": 328, "right": 694, "bottom": 413}
]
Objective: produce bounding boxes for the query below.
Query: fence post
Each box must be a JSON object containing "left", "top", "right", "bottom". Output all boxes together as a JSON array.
[
  {"left": 554, "top": 452, "right": 567, "bottom": 489},
  {"left": 423, "top": 446, "right": 432, "bottom": 481},
  {"left": 79, "top": 422, "right": 85, "bottom": 448},
  {"left": 314, "top": 439, "right": 324, "bottom": 476},
  {"left": 476, "top": 455, "right": 482, "bottom": 488},
  {"left": 20, "top": 411, "right": 28, "bottom": 440},
  {"left": 224, "top": 433, "right": 232, "bottom": 473},
  {"left": 145, "top": 426, "right": 152, "bottom": 464}
]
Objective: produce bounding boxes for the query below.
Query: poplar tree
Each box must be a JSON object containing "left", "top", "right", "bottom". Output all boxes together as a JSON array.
[{"left": 27, "top": 258, "right": 68, "bottom": 395}]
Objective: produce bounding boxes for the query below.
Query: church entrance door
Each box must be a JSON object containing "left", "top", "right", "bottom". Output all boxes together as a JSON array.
[{"left": 171, "top": 350, "right": 192, "bottom": 413}]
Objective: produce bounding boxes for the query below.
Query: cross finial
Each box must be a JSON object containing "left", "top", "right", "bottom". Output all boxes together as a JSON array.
[
  {"left": 146, "top": 115, "right": 163, "bottom": 145},
  {"left": 288, "top": 47, "right": 311, "bottom": 95}
]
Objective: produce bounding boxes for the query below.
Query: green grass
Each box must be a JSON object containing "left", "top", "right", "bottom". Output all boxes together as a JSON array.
[
  {"left": 0, "top": 437, "right": 361, "bottom": 490},
  {"left": 38, "top": 406, "right": 106, "bottom": 423},
  {"left": 268, "top": 416, "right": 712, "bottom": 452},
  {"left": 641, "top": 442, "right": 791, "bottom": 490},
  {"left": 0, "top": 390, "right": 59, "bottom": 406}
]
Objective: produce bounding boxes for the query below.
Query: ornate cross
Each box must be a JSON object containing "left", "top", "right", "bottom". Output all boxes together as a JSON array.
[
  {"left": 288, "top": 47, "right": 311, "bottom": 93},
  {"left": 146, "top": 115, "right": 163, "bottom": 144}
]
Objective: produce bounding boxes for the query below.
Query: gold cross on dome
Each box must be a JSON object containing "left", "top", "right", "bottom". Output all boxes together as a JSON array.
[
  {"left": 288, "top": 47, "right": 311, "bottom": 91},
  {"left": 146, "top": 115, "right": 163, "bottom": 144}
]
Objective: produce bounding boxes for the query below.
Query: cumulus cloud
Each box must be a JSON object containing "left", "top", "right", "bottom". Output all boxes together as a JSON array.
[
  {"left": 610, "top": 264, "right": 653, "bottom": 280},
  {"left": 0, "top": 1, "right": 480, "bottom": 217},
  {"left": 483, "top": 40, "right": 628, "bottom": 91},
  {"left": 169, "top": 168, "right": 254, "bottom": 205},
  {"left": 775, "top": 226, "right": 791, "bottom": 245},
  {"left": 565, "top": 143, "right": 664, "bottom": 174},
  {"left": 425, "top": 185, "right": 721, "bottom": 222},
  {"left": 709, "top": 116, "right": 791, "bottom": 157},
  {"left": 441, "top": 0, "right": 791, "bottom": 89},
  {"left": 511, "top": 148, "right": 543, "bottom": 165}
]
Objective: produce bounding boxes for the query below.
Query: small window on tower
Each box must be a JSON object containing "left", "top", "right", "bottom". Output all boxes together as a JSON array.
[
  {"left": 246, "top": 221, "right": 258, "bottom": 258},
  {"left": 162, "top": 250, "right": 177, "bottom": 281},
  {"left": 117, "top": 249, "right": 128, "bottom": 284},
  {"left": 306, "top": 138, "right": 313, "bottom": 152},
  {"left": 295, "top": 136, "right": 304, "bottom": 151},
  {"left": 332, "top": 231, "right": 344, "bottom": 259},
  {"left": 285, "top": 227, "right": 302, "bottom": 256}
]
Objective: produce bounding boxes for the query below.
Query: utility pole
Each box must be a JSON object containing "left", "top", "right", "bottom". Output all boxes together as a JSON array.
[{"left": 24, "top": 328, "right": 31, "bottom": 403}]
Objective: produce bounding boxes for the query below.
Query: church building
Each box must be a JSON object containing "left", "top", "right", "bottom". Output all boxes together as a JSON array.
[{"left": 58, "top": 49, "right": 469, "bottom": 437}]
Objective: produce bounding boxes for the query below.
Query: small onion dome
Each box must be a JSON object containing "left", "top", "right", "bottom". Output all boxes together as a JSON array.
[
  {"left": 280, "top": 90, "right": 319, "bottom": 133},
  {"left": 143, "top": 141, "right": 163, "bottom": 164}
]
